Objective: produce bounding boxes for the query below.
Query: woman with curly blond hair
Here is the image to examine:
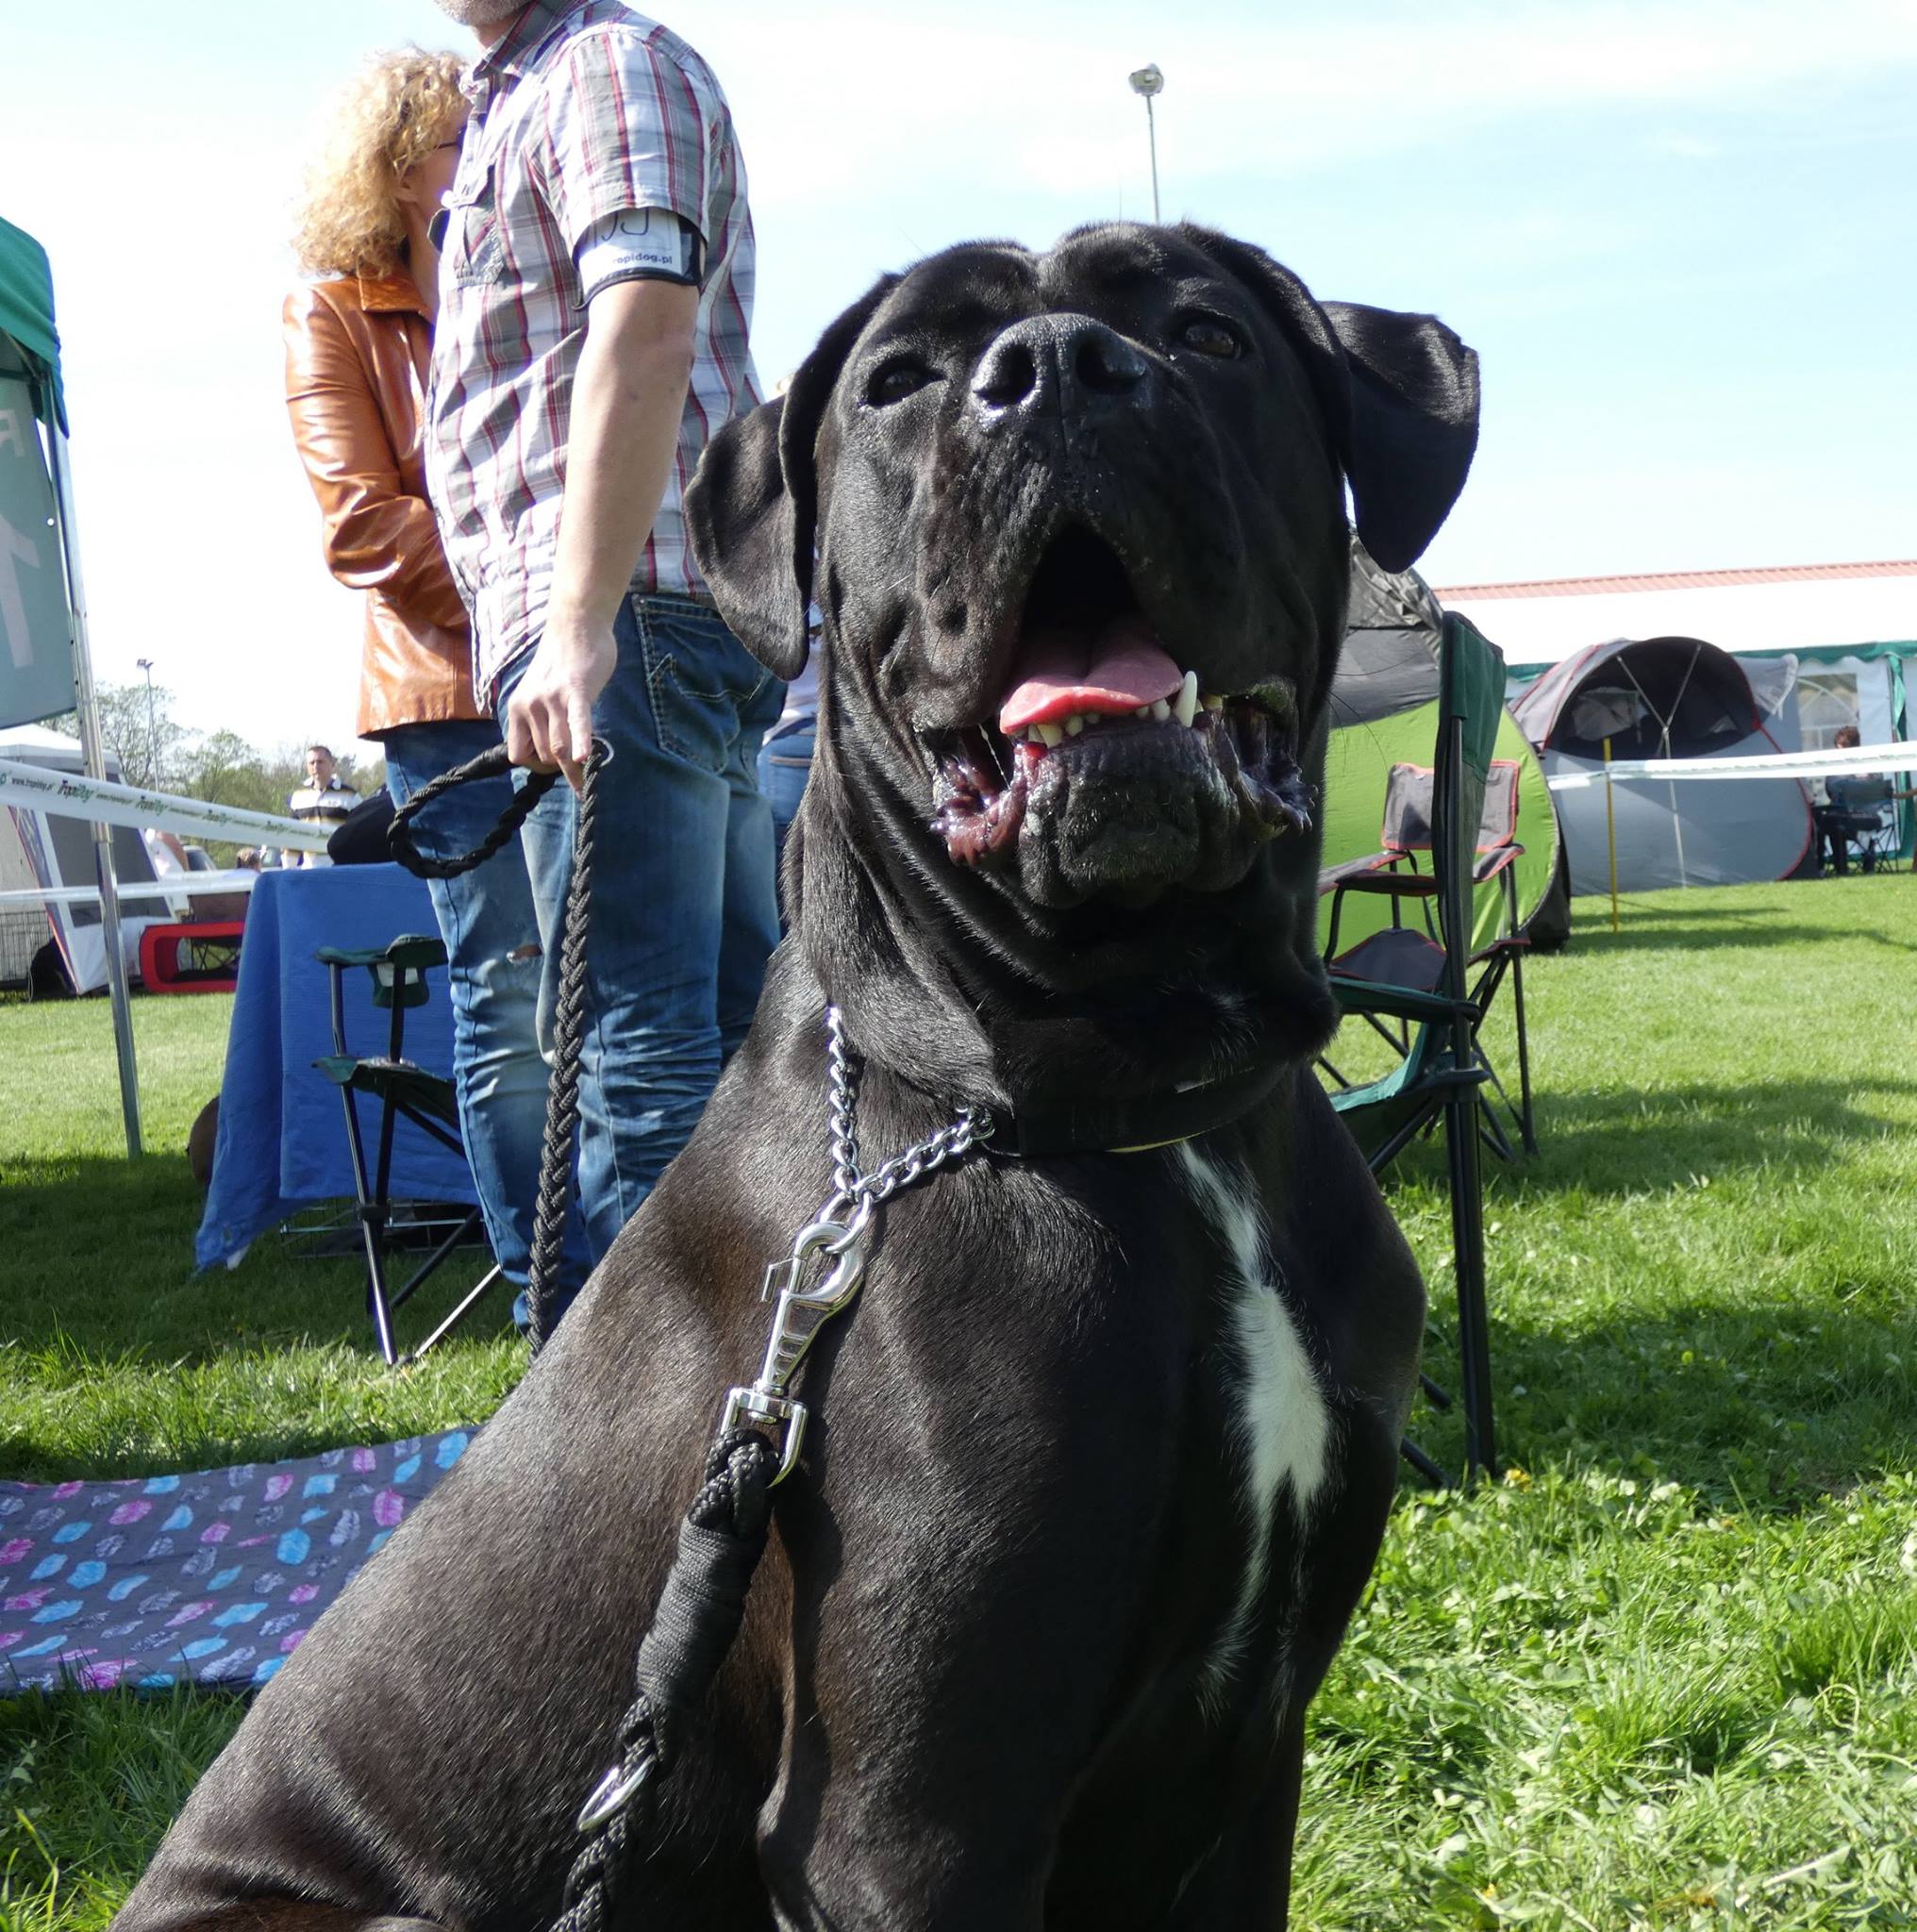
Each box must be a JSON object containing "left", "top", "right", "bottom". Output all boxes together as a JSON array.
[{"left": 285, "top": 46, "right": 589, "bottom": 1329}]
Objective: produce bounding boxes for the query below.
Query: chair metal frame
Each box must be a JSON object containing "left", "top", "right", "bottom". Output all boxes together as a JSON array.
[
  {"left": 1322, "top": 615, "right": 1505, "bottom": 1480},
  {"left": 316, "top": 938, "right": 503, "bottom": 1365}
]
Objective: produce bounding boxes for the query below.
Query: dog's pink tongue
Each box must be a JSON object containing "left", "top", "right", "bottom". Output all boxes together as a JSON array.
[{"left": 998, "top": 617, "right": 1184, "bottom": 734}]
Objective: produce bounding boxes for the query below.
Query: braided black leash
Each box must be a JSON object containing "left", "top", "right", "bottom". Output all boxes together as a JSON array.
[
  {"left": 552, "top": 1426, "right": 778, "bottom": 1932},
  {"left": 395, "top": 755, "right": 992, "bottom": 1925},
  {"left": 522, "top": 747, "right": 603, "bottom": 1352},
  {"left": 388, "top": 742, "right": 561, "bottom": 879},
  {"left": 388, "top": 740, "right": 605, "bottom": 1353}
]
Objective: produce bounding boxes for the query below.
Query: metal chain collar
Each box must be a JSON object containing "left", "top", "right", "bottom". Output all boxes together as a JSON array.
[{"left": 719, "top": 1006, "right": 992, "bottom": 1484}]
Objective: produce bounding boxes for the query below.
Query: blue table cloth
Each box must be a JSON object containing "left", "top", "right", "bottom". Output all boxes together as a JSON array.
[{"left": 195, "top": 864, "right": 476, "bottom": 1271}]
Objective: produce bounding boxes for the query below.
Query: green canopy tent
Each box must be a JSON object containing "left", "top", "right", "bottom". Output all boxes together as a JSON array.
[{"left": 0, "top": 212, "right": 142, "bottom": 1153}]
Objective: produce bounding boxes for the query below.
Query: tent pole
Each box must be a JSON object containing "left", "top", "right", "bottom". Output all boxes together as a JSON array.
[
  {"left": 1603, "top": 735, "right": 1620, "bottom": 933},
  {"left": 44, "top": 413, "right": 142, "bottom": 1157}
]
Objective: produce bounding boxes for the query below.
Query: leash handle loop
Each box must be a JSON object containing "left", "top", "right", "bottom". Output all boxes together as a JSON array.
[{"left": 387, "top": 742, "right": 564, "bottom": 880}]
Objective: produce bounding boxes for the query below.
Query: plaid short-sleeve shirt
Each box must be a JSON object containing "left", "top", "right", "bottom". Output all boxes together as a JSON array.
[{"left": 425, "top": 0, "right": 759, "bottom": 699}]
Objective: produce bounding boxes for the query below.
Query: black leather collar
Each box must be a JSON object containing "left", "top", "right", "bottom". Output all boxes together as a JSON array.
[{"left": 985, "top": 1058, "right": 1287, "bottom": 1158}]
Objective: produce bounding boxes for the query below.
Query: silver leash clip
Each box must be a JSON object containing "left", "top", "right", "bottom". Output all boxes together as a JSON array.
[{"left": 722, "top": 1214, "right": 870, "bottom": 1485}]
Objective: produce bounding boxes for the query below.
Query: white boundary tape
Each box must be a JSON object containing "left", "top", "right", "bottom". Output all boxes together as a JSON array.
[
  {"left": 0, "top": 757, "right": 332, "bottom": 850},
  {"left": 0, "top": 870, "right": 258, "bottom": 909},
  {"left": 1546, "top": 741, "right": 1917, "bottom": 792}
]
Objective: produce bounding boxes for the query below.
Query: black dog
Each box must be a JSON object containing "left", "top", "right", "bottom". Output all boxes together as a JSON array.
[{"left": 116, "top": 221, "right": 1476, "bottom": 1931}]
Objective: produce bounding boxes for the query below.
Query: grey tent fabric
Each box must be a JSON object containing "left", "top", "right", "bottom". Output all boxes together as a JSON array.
[
  {"left": 1512, "top": 636, "right": 1814, "bottom": 893},
  {"left": 1332, "top": 548, "right": 1444, "bottom": 729}
]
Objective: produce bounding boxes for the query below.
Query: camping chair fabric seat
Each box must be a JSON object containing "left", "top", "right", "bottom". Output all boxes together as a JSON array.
[
  {"left": 1328, "top": 924, "right": 1447, "bottom": 996},
  {"left": 313, "top": 1055, "right": 462, "bottom": 1131}
]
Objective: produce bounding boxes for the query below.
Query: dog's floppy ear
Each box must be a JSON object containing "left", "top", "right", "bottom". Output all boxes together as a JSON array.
[
  {"left": 1176, "top": 225, "right": 1479, "bottom": 575},
  {"left": 1319, "top": 298, "right": 1480, "bottom": 575},
  {"left": 687, "top": 275, "right": 899, "bottom": 678}
]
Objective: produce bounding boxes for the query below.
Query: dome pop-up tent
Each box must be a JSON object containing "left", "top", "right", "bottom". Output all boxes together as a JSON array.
[{"left": 1512, "top": 636, "right": 1814, "bottom": 894}]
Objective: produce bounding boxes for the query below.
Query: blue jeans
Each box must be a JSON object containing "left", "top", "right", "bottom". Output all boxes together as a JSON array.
[
  {"left": 757, "top": 714, "right": 815, "bottom": 927},
  {"left": 497, "top": 592, "right": 782, "bottom": 1261},
  {"left": 379, "top": 719, "right": 592, "bottom": 1308}
]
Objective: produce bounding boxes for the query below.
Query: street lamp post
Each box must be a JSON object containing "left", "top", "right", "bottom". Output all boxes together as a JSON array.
[
  {"left": 134, "top": 656, "right": 158, "bottom": 788},
  {"left": 1128, "top": 64, "right": 1164, "bottom": 223}
]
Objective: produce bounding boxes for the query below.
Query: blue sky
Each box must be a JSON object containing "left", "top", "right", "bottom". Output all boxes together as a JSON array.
[{"left": 3, "top": 0, "right": 1912, "bottom": 755}]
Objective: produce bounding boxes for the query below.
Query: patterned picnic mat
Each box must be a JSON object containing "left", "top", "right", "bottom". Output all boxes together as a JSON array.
[{"left": 1, "top": 1431, "right": 473, "bottom": 1693}]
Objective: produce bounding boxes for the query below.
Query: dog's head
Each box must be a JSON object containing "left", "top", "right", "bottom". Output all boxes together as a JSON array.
[{"left": 690, "top": 222, "right": 1477, "bottom": 1099}]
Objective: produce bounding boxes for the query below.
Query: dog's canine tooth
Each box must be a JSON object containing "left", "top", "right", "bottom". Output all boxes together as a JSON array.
[
  {"left": 1035, "top": 721, "right": 1065, "bottom": 748},
  {"left": 1064, "top": 714, "right": 1085, "bottom": 737},
  {"left": 1150, "top": 698, "right": 1172, "bottom": 722},
  {"left": 1174, "top": 670, "right": 1198, "bottom": 728}
]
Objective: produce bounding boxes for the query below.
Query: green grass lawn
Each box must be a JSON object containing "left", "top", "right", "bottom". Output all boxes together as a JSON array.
[{"left": 5, "top": 881, "right": 1917, "bottom": 1930}]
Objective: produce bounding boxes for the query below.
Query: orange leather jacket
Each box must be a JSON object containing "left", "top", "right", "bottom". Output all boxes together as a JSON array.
[{"left": 283, "top": 272, "right": 482, "bottom": 736}]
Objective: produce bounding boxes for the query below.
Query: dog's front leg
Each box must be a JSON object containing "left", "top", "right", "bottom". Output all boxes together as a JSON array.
[
  {"left": 1161, "top": 1707, "right": 1306, "bottom": 1931},
  {"left": 749, "top": 1413, "right": 1160, "bottom": 1928}
]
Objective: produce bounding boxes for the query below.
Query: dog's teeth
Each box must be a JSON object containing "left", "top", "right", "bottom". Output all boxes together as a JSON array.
[
  {"left": 1035, "top": 721, "right": 1064, "bottom": 748},
  {"left": 1135, "top": 705, "right": 1151, "bottom": 719},
  {"left": 1064, "top": 714, "right": 1085, "bottom": 736},
  {"left": 1150, "top": 698, "right": 1171, "bottom": 722},
  {"left": 1201, "top": 693, "right": 1226, "bottom": 711},
  {"left": 1174, "top": 670, "right": 1198, "bottom": 728}
]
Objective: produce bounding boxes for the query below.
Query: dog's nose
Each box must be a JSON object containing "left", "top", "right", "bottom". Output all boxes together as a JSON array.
[{"left": 970, "top": 314, "right": 1148, "bottom": 420}]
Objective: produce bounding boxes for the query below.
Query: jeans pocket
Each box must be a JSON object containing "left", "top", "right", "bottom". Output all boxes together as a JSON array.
[{"left": 636, "top": 599, "right": 775, "bottom": 773}]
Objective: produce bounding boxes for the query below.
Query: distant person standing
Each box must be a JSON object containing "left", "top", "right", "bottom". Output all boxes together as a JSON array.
[
  {"left": 286, "top": 744, "right": 358, "bottom": 863},
  {"left": 425, "top": 0, "right": 779, "bottom": 1271},
  {"left": 284, "top": 48, "right": 588, "bottom": 1312}
]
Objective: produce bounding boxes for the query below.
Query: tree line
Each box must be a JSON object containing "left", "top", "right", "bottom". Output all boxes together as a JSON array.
[{"left": 52, "top": 682, "right": 381, "bottom": 859}]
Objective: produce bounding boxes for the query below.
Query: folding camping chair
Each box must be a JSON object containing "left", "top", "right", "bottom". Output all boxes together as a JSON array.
[
  {"left": 313, "top": 935, "right": 503, "bottom": 1365},
  {"left": 1816, "top": 777, "right": 1899, "bottom": 876},
  {"left": 1321, "top": 756, "right": 1537, "bottom": 1158},
  {"left": 1320, "top": 613, "right": 1506, "bottom": 1479}
]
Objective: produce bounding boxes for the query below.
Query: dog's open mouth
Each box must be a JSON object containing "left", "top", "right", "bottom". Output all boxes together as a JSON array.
[{"left": 928, "top": 526, "right": 1314, "bottom": 869}]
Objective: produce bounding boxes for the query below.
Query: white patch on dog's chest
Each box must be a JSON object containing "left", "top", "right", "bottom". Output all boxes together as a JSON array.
[{"left": 1176, "top": 1143, "right": 1332, "bottom": 1699}]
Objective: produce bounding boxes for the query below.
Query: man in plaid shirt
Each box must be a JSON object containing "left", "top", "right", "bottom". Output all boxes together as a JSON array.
[{"left": 424, "top": 0, "right": 781, "bottom": 1299}]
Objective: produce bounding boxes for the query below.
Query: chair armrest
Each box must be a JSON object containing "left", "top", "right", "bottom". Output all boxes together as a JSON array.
[
  {"left": 1326, "top": 973, "right": 1479, "bottom": 1025},
  {"left": 1339, "top": 871, "right": 1440, "bottom": 899},
  {"left": 1317, "top": 851, "right": 1394, "bottom": 897},
  {"left": 1471, "top": 842, "right": 1525, "bottom": 886}
]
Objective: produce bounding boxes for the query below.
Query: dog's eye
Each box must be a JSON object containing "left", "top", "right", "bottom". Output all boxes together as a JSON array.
[
  {"left": 1177, "top": 316, "right": 1243, "bottom": 360},
  {"left": 867, "top": 358, "right": 936, "bottom": 407}
]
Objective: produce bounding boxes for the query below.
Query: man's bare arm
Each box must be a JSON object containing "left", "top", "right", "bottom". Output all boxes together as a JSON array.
[{"left": 505, "top": 276, "right": 698, "bottom": 785}]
